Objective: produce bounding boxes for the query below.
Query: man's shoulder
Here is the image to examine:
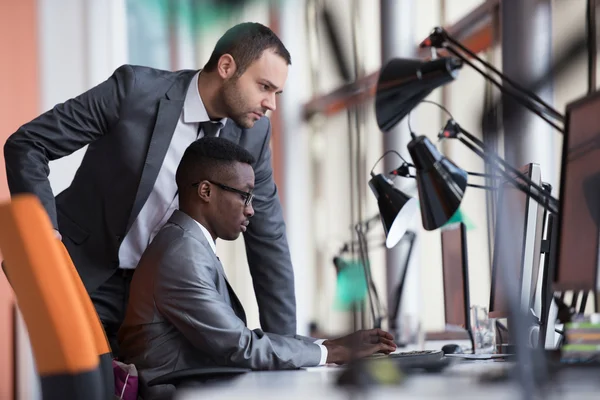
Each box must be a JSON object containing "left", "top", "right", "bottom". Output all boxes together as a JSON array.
[
  {"left": 233, "top": 117, "right": 270, "bottom": 152},
  {"left": 125, "top": 64, "right": 196, "bottom": 78},
  {"left": 141, "top": 223, "right": 219, "bottom": 282},
  {"left": 109, "top": 64, "right": 197, "bottom": 90},
  {"left": 151, "top": 223, "right": 215, "bottom": 263},
  {"left": 247, "top": 116, "right": 270, "bottom": 135}
]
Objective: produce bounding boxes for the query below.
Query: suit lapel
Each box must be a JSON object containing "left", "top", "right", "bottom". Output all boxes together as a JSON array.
[
  {"left": 168, "top": 211, "right": 247, "bottom": 325},
  {"left": 127, "top": 71, "right": 197, "bottom": 229},
  {"left": 216, "top": 258, "right": 248, "bottom": 325}
]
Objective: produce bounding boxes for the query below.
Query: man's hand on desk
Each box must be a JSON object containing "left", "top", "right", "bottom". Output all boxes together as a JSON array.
[{"left": 323, "top": 328, "right": 397, "bottom": 364}]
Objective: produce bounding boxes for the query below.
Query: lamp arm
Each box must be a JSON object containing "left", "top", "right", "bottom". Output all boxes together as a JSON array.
[
  {"left": 401, "top": 172, "right": 495, "bottom": 190},
  {"left": 457, "top": 126, "right": 549, "bottom": 194},
  {"left": 391, "top": 163, "right": 500, "bottom": 179},
  {"left": 359, "top": 213, "right": 383, "bottom": 230},
  {"left": 444, "top": 46, "right": 564, "bottom": 133},
  {"left": 455, "top": 127, "right": 559, "bottom": 215},
  {"left": 468, "top": 183, "right": 496, "bottom": 190},
  {"left": 466, "top": 171, "right": 502, "bottom": 179},
  {"left": 440, "top": 30, "right": 565, "bottom": 124},
  {"left": 426, "top": 27, "right": 564, "bottom": 126},
  {"left": 371, "top": 150, "right": 411, "bottom": 177},
  {"left": 388, "top": 231, "right": 416, "bottom": 337},
  {"left": 354, "top": 224, "right": 382, "bottom": 329}
]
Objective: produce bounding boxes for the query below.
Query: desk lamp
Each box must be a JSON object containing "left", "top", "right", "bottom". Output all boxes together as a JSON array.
[
  {"left": 375, "top": 56, "right": 462, "bottom": 132},
  {"left": 372, "top": 26, "right": 570, "bottom": 396},
  {"left": 363, "top": 166, "right": 418, "bottom": 329},
  {"left": 374, "top": 56, "right": 467, "bottom": 229},
  {"left": 420, "top": 27, "right": 565, "bottom": 133},
  {"left": 375, "top": 50, "right": 561, "bottom": 227},
  {"left": 368, "top": 172, "right": 418, "bottom": 248}
]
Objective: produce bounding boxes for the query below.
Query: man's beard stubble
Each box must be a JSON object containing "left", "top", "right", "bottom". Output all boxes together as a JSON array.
[{"left": 220, "top": 78, "right": 254, "bottom": 129}]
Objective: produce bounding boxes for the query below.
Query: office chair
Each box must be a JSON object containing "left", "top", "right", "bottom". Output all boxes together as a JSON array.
[
  {"left": 0, "top": 194, "right": 248, "bottom": 397},
  {"left": 0, "top": 195, "right": 106, "bottom": 400},
  {"left": 57, "top": 242, "right": 115, "bottom": 396}
]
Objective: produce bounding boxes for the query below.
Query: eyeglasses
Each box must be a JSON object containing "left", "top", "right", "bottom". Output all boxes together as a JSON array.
[{"left": 192, "top": 180, "right": 254, "bottom": 207}]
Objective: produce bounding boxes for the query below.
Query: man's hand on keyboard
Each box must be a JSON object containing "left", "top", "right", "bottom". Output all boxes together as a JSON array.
[{"left": 323, "top": 328, "right": 397, "bottom": 364}]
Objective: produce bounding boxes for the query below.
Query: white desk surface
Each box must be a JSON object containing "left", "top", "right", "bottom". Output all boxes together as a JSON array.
[{"left": 175, "top": 359, "right": 599, "bottom": 400}]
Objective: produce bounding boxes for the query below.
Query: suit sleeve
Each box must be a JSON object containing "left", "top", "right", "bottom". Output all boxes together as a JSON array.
[
  {"left": 154, "top": 240, "right": 321, "bottom": 370},
  {"left": 3, "top": 64, "right": 136, "bottom": 228},
  {"left": 242, "top": 121, "right": 297, "bottom": 336}
]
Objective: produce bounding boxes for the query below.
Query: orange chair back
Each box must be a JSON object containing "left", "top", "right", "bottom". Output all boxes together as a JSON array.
[
  {"left": 57, "top": 242, "right": 112, "bottom": 356},
  {"left": 0, "top": 194, "right": 104, "bottom": 399}
]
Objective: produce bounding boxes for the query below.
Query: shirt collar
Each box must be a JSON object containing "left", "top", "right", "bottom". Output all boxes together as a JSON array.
[
  {"left": 193, "top": 219, "right": 217, "bottom": 254},
  {"left": 183, "top": 71, "right": 227, "bottom": 127}
]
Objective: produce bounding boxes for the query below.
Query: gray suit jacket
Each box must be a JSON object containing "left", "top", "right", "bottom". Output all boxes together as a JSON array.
[
  {"left": 118, "top": 210, "right": 321, "bottom": 400},
  {"left": 4, "top": 64, "right": 296, "bottom": 334}
]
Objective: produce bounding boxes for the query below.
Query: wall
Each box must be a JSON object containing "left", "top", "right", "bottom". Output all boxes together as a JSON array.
[
  {"left": 42, "top": 0, "right": 128, "bottom": 193},
  {"left": 0, "top": 1, "right": 40, "bottom": 397},
  {"left": 298, "top": 0, "right": 492, "bottom": 334}
]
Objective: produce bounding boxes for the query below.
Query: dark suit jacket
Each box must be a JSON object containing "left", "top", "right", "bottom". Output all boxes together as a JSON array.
[
  {"left": 4, "top": 65, "right": 296, "bottom": 334},
  {"left": 118, "top": 210, "right": 321, "bottom": 400}
]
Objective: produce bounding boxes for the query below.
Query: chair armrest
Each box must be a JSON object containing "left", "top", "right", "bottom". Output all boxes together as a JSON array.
[{"left": 147, "top": 367, "right": 250, "bottom": 387}]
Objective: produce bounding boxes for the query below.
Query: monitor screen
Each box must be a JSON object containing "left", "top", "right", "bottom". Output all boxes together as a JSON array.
[
  {"left": 555, "top": 92, "right": 600, "bottom": 291},
  {"left": 489, "top": 163, "right": 545, "bottom": 318},
  {"left": 441, "top": 222, "right": 471, "bottom": 330}
]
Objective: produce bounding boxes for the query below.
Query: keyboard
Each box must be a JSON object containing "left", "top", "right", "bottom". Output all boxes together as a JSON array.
[
  {"left": 390, "top": 350, "right": 441, "bottom": 358},
  {"left": 369, "top": 350, "right": 451, "bottom": 372},
  {"left": 368, "top": 349, "right": 439, "bottom": 359}
]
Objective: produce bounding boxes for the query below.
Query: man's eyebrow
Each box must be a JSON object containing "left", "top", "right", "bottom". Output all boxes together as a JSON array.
[{"left": 262, "top": 79, "right": 283, "bottom": 93}]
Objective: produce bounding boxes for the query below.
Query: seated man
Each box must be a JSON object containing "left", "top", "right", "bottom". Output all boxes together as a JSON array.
[{"left": 119, "top": 137, "right": 396, "bottom": 399}]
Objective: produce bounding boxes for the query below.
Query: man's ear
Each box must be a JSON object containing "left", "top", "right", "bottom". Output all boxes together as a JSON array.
[
  {"left": 197, "top": 181, "right": 212, "bottom": 203},
  {"left": 217, "top": 54, "right": 237, "bottom": 79}
]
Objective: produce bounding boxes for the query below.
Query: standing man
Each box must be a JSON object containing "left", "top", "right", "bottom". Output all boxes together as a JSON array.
[{"left": 4, "top": 22, "right": 297, "bottom": 352}]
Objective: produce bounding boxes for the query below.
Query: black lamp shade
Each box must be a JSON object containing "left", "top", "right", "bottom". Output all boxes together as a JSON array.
[
  {"left": 368, "top": 174, "right": 419, "bottom": 248},
  {"left": 375, "top": 57, "right": 462, "bottom": 132},
  {"left": 407, "top": 135, "right": 467, "bottom": 230}
]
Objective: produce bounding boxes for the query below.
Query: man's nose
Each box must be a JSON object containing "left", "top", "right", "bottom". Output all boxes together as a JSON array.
[
  {"left": 244, "top": 204, "right": 254, "bottom": 218},
  {"left": 262, "top": 93, "right": 276, "bottom": 112}
]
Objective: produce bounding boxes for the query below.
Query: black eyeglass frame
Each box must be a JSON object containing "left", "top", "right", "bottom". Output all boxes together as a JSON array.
[{"left": 192, "top": 180, "right": 254, "bottom": 207}]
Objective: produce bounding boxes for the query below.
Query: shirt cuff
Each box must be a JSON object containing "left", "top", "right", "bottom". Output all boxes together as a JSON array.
[{"left": 314, "top": 339, "right": 328, "bottom": 365}]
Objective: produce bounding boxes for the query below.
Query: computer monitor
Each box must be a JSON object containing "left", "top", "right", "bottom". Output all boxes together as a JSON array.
[
  {"left": 489, "top": 163, "right": 545, "bottom": 318},
  {"left": 555, "top": 91, "right": 600, "bottom": 292},
  {"left": 440, "top": 222, "right": 474, "bottom": 350},
  {"left": 441, "top": 223, "right": 471, "bottom": 331}
]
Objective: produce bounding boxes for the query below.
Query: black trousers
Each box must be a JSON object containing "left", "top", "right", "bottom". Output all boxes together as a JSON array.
[{"left": 89, "top": 268, "right": 134, "bottom": 356}]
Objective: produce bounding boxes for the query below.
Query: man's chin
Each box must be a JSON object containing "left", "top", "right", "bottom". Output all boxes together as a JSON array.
[
  {"left": 223, "top": 232, "right": 241, "bottom": 241},
  {"left": 239, "top": 120, "right": 255, "bottom": 129},
  {"left": 232, "top": 115, "right": 257, "bottom": 129}
]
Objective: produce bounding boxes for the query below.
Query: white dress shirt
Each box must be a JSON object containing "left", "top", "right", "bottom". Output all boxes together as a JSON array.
[
  {"left": 191, "top": 219, "right": 328, "bottom": 366},
  {"left": 118, "top": 71, "right": 225, "bottom": 270}
]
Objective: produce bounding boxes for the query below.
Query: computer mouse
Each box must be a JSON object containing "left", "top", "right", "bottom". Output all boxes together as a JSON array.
[{"left": 441, "top": 344, "right": 463, "bottom": 355}]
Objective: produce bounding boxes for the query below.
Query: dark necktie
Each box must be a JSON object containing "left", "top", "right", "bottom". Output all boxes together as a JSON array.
[{"left": 198, "top": 121, "right": 220, "bottom": 138}]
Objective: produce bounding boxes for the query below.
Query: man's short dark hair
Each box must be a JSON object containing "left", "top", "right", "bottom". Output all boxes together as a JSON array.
[
  {"left": 203, "top": 22, "right": 291, "bottom": 76},
  {"left": 176, "top": 137, "right": 256, "bottom": 193}
]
